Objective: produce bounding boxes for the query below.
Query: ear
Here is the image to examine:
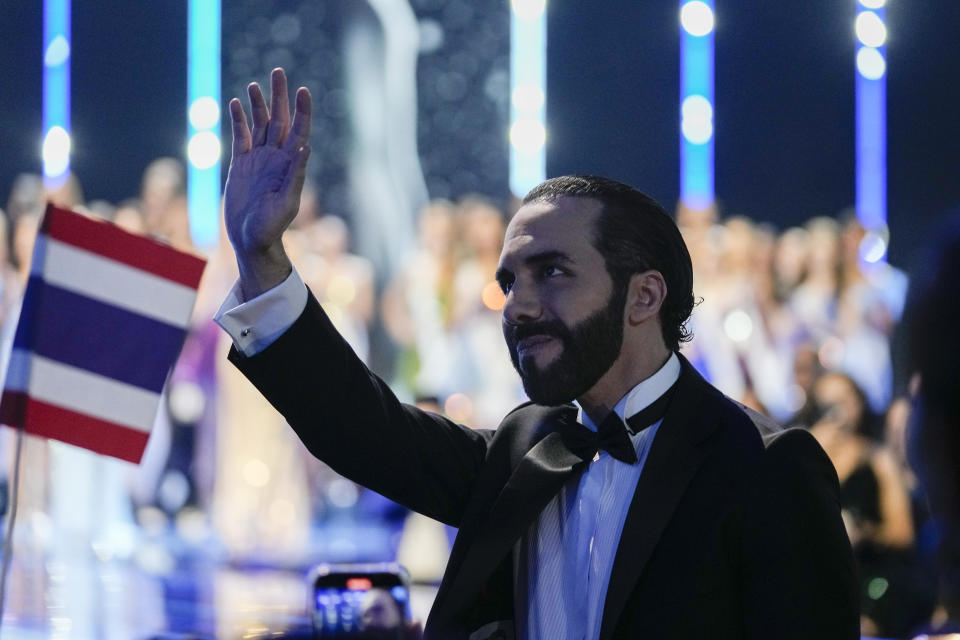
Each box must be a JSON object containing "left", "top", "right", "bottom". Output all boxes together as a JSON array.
[{"left": 625, "top": 270, "right": 667, "bottom": 326}]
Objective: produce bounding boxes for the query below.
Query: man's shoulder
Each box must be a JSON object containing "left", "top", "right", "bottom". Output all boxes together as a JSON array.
[
  {"left": 701, "top": 392, "right": 827, "bottom": 468},
  {"left": 495, "top": 401, "right": 575, "bottom": 440},
  {"left": 711, "top": 391, "right": 830, "bottom": 469},
  {"left": 726, "top": 399, "right": 784, "bottom": 439},
  {"left": 484, "top": 401, "right": 576, "bottom": 464},
  {"left": 701, "top": 392, "right": 841, "bottom": 504},
  {"left": 675, "top": 354, "right": 781, "bottom": 446},
  {"left": 685, "top": 383, "right": 770, "bottom": 452}
]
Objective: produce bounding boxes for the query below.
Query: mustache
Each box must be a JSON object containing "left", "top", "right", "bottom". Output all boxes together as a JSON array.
[{"left": 506, "top": 319, "right": 570, "bottom": 346}]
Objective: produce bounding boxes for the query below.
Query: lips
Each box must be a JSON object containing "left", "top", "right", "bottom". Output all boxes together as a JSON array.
[{"left": 515, "top": 334, "right": 557, "bottom": 356}]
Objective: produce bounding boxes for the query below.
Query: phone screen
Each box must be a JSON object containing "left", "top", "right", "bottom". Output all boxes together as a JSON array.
[{"left": 311, "top": 564, "right": 411, "bottom": 638}]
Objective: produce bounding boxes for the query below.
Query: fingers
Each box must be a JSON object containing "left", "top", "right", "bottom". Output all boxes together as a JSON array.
[
  {"left": 248, "top": 82, "right": 269, "bottom": 147},
  {"left": 229, "top": 98, "right": 252, "bottom": 157},
  {"left": 280, "top": 144, "right": 311, "bottom": 205},
  {"left": 284, "top": 87, "right": 313, "bottom": 153},
  {"left": 266, "top": 68, "right": 291, "bottom": 147},
  {"left": 244, "top": 69, "right": 305, "bottom": 152}
]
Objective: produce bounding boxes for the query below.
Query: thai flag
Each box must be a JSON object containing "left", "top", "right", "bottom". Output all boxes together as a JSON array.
[{"left": 0, "top": 204, "right": 206, "bottom": 464}]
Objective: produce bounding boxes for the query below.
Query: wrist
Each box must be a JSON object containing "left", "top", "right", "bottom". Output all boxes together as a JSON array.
[{"left": 236, "top": 242, "right": 293, "bottom": 300}]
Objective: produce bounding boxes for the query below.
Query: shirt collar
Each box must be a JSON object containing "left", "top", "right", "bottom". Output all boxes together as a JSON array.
[{"left": 577, "top": 351, "right": 681, "bottom": 431}]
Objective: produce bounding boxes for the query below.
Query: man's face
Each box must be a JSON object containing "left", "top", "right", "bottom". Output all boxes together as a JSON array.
[{"left": 497, "top": 197, "right": 625, "bottom": 405}]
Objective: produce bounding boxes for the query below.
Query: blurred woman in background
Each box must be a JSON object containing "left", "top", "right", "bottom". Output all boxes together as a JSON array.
[{"left": 810, "top": 371, "right": 930, "bottom": 637}]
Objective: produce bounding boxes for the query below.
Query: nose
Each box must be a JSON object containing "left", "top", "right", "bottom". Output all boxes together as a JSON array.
[{"left": 502, "top": 280, "right": 541, "bottom": 326}]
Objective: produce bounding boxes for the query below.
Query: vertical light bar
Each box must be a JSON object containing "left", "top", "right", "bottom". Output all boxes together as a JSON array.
[
  {"left": 43, "top": 0, "right": 71, "bottom": 186},
  {"left": 855, "top": 0, "right": 888, "bottom": 263},
  {"left": 187, "top": 0, "right": 222, "bottom": 248},
  {"left": 509, "top": 0, "right": 547, "bottom": 197},
  {"left": 679, "top": 0, "right": 715, "bottom": 210}
]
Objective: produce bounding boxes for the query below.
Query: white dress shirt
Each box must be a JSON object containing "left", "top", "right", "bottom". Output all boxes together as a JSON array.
[
  {"left": 214, "top": 269, "right": 307, "bottom": 356},
  {"left": 516, "top": 352, "right": 680, "bottom": 640}
]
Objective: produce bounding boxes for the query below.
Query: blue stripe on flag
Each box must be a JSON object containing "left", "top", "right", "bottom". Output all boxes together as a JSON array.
[{"left": 14, "top": 277, "right": 187, "bottom": 393}]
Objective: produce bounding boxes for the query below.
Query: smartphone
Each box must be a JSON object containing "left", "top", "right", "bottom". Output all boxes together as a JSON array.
[{"left": 309, "top": 563, "right": 412, "bottom": 639}]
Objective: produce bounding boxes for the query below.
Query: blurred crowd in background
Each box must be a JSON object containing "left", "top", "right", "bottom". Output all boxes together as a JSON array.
[{"left": 0, "top": 159, "right": 945, "bottom": 638}]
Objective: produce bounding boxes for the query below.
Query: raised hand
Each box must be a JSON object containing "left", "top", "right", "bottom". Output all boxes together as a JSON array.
[{"left": 224, "top": 67, "right": 312, "bottom": 299}]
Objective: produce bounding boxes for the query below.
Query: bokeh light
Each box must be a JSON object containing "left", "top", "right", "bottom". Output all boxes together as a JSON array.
[
  {"left": 444, "top": 393, "right": 474, "bottom": 423},
  {"left": 680, "top": 1, "right": 715, "bottom": 37},
  {"left": 509, "top": 119, "right": 547, "bottom": 152},
  {"left": 188, "top": 96, "right": 221, "bottom": 130},
  {"left": 327, "top": 478, "right": 360, "bottom": 508},
  {"left": 681, "top": 95, "right": 714, "bottom": 145},
  {"left": 242, "top": 459, "right": 271, "bottom": 488},
  {"left": 856, "top": 46, "right": 886, "bottom": 80},
  {"left": 44, "top": 34, "right": 70, "bottom": 67},
  {"left": 326, "top": 275, "right": 358, "bottom": 307},
  {"left": 867, "top": 577, "right": 890, "bottom": 600},
  {"left": 860, "top": 230, "right": 889, "bottom": 263},
  {"left": 855, "top": 11, "right": 887, "bottom": 48},
  {"left": 511, "top": 84, "right": 545, "bottom": 111},
  {"left": 482, "top": 281, "right": 506, "bottom": 311},
  {"left": 511, "top": 0, "right": 546, "bottom": 20},
  {"left": 187, "top": 131, "right": 222, "bottom": 170},
  {"left": 42, "top": 125, "right": 71, "bottom": 178},
  {"left": 723, "top": 309, "right": 753, "bottom": 343},
  {"left": 818, "top": 337, "right": 845, "bottom": 370}
]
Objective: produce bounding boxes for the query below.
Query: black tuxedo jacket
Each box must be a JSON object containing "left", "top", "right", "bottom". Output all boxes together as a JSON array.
[{"left": 230, "top": 293, "right": 859, "bottom": 639}]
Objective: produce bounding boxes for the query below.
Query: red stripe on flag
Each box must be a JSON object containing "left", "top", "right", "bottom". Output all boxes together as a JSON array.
[
  {"left": 4, "top": 393, "right": 151, "bottom": 464},
  {"left": 41, "top": 204, "right": 206, "bottom": 289}
]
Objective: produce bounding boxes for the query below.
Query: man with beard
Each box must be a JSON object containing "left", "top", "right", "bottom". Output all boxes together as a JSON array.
[{"left": 216, "top": 69, "right": 858, "bottom": 639}]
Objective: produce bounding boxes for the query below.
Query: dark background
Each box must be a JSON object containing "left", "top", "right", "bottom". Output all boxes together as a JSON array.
[{"left": 2, "top": 1, "right": 958, "bottom": 268}]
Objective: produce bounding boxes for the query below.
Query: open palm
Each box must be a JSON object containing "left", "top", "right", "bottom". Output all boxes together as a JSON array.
[{"left": 224, "top": 68, "right": 311, "bottom": 295}]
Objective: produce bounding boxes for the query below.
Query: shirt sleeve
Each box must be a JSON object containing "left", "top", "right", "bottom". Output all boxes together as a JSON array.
[{"left": 214, "top": 268, "right": 309, "bottom": 357}]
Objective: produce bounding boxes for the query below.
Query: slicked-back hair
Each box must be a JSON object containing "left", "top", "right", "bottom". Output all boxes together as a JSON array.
[{"left": 523, "top": 175, "right": 694, "bottom": 352}]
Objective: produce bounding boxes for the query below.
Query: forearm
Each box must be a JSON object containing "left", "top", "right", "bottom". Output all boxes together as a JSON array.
[
  {"left": 872, "top": 452, "right": 915, "bottom": 548},
  {"left": 228, "top": 291, "right": 490, "bottom": 525}
]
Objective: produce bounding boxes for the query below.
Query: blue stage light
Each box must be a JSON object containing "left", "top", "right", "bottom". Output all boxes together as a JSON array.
[
  {"left": 680, "top": 0, "right": 715, "bottom": 211},
  {"left": 187, "top": 0, "right": 222, "bottom": 248},
  {"left": 856, "top": 5, "right": 887, "bottom": 262},
  {"left": 509, "top": 0, "right": 547, "bottom": 197},
  {"left": 43, "top": 0, "right": 70, "bottom": 185}
]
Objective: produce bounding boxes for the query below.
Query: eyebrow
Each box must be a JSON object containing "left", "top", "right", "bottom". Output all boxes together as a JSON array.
[{"left": 496, "top": 250, "right": 574, "bottom": 286}]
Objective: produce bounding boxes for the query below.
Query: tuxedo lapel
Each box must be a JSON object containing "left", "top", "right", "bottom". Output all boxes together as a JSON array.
[
  {"left": 441, "top": 413, "right": 585, "bottom": 620},
  {"left": 599, "top": 357, "right": 720, "bottom": 639}
]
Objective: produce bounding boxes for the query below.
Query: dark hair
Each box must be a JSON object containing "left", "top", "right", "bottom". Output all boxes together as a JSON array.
[
  {"left": 523, "top": 175, "right": 694, "bottom": 351},
  {"left": 816, "top": 371, "right": 881, "bottom": 440}
]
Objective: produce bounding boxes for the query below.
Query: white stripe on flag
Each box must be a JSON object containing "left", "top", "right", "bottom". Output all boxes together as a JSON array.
[
  {"left": 5, "top": 349, "right": 159, "bottom": 433},
  {"left": 34, "top": 236, "right": 198, "bottom": 328},
  {"left": 3, "top": 344, "right": 30, "bottom": 394}
]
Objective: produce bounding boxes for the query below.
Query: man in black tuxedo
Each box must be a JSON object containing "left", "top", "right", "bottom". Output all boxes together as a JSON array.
[{"left": 216, "top": 68, "right": 859, "bottom": 639}]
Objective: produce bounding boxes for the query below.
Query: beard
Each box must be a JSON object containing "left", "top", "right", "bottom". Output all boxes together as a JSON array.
[{"left": 505, "top": 288, "right": 626, "bottom": 405}]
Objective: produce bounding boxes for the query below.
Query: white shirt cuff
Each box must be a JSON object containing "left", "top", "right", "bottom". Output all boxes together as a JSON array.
[{"left": 214, "top": 269, "right": 309, "bottom": 357}]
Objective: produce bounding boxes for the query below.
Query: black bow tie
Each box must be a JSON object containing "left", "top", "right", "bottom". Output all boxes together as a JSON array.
[{"left": 559, "top": 381, "right": 678, "bottom": 465}]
